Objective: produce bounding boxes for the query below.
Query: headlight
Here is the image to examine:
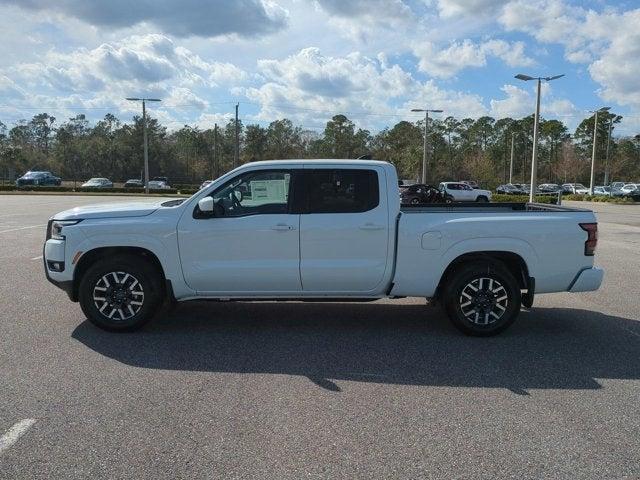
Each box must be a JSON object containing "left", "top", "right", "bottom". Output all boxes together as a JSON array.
[{"left": 49, "top": 220, "right": 81, "bottom": 240}]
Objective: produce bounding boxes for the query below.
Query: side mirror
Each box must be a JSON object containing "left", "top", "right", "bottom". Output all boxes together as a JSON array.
[{"left": 198, "top": 197, "right": 214, "bottom": 214}]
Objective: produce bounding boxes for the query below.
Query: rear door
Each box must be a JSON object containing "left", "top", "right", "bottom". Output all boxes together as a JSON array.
[{"left": 299, "top": 167, "right": 389, "bottom": 293}]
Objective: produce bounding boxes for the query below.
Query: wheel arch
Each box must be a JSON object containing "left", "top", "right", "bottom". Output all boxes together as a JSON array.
[
  {"left": 436, "top": 251, "right": 532, "bottom": 301},
  {"left": 71, "top": 246, "right": 166, "bottom": 302}
]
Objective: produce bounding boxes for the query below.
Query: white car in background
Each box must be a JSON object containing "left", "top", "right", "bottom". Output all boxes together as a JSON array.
[
  {"left": 439, "top": 182, "right": 492, "bottom": 202},
  {"left": 148, "top": 180, "right": 171, "bottom": 190},
  {"left": 620, "top": 184, "right": 640, "bottom": 195},
  {"left": 562, "top": 183, "right": 589, "bottom": 194},
  {"left": 593, "top": 186, "right": 611, "bottom": 196}
]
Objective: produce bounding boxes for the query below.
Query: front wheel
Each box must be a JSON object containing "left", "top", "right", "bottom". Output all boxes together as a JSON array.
[
  {"left": 78, "top": 254, "right": 163, "bottom": 332},
  {"left": 443, "top": 262, "right": 521, "bottom": 336}
]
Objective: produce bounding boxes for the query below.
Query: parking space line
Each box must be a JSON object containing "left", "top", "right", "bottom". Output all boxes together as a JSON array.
[
  {"left": 0, "top": 224, "right": 46, "bottom": 234},
  {"left": 0, "top": 419, "right": 36, "bottom": 455}
]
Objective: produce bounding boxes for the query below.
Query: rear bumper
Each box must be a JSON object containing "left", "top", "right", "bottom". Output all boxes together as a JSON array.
[{"left": 568, "top": 267, "right": 604, "bottom": 292}]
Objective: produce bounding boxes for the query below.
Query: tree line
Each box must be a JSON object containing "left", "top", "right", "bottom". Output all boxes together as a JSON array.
[{"left": 1, "top": 110, "right": 638, "bottom": 187}]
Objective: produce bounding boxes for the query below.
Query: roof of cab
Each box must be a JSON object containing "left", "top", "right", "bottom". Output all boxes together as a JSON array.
[{"left": 236, "top": 159, "right": 392, "bottom": 169}]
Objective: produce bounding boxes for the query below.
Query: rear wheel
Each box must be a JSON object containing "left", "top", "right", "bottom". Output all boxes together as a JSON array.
[
  {"left": 79, "top": 254, "right": 163, "bottom": 332},
  {"left": 443, "top": 262, "right": 521, "bottom": 336}
]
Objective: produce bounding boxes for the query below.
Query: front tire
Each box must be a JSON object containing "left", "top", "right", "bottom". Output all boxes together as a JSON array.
[
  {"left": 443, "top": 262, "right": 521, "bottom": 336},
  {"left": 78, "top": 254, "right": 163, "bottom": 332}
]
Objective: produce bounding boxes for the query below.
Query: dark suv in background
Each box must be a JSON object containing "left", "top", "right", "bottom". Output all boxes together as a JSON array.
[{"left": 15, "top": 171, "right": 62, "bottom": 187}]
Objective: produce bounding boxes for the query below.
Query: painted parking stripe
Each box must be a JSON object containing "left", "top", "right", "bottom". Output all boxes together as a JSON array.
[
  {"left": 0, "top": 419, "right": 36, "bottom": 455},
  {"left": 0, "top": 224, "right": 46, "bottom": 234}
]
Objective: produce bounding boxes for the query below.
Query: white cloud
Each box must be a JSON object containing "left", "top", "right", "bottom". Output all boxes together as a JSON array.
[
  {"left": 499, "top": 1, "right": 640, "bottom": 110},
  {"left": 490, "top": 84, "right": 532, "bottom": 119},
  {"left": 436, "top": 0, "right": 506, "bottom": 18},
  {"left": 0, "top": 0, "right": 289, "bottom": 38},
  {"left": 242, "top": 48, "right": 416, "bottom": 128},
  {"left": 406, "top": 80, "right": 487, "bottom": 119},
  {"left": 413, "top": 39, "right": 534, "bottom": 78},
  {"left": 11, "top": 34, "right": 245, "bottom": 94}
]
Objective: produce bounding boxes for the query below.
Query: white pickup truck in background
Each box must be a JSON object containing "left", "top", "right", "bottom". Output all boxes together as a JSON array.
[{"left": 44, "top": 160, "right": 603, "bottom": 336}]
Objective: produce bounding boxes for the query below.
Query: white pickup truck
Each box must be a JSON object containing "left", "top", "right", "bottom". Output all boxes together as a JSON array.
[{"left": 44, "top": 160, "right": 603, "bottom": 336}]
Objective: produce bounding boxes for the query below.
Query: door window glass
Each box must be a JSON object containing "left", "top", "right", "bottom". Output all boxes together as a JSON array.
[
  {"left": 211, "top": 170, "right": 292, "bottom": 217},
  {"left": 304, "top": 169, "right": 379, "bottom": 213}
]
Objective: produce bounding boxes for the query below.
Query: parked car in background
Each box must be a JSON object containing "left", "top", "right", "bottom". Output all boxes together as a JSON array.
[
  {"left": 400, "top": 184, "right": 452, "bottom": 204},
  {"left": 539, "top": 183, "right": 561, "bottom": 193},
  {"left": 439, "top": 182, "right": 492, "bottom": 202},
  {"left": 620, "top": 184, "right": 640, "bottom": 197},
  {"left": 593, "top": 186, "right": 611, "bottom": 196},
  {"left": 16, "top": 170, "right": 62, "bottom": 187},
  {"left": 124, "top": 179, "right": 144, "bottom": 188},
  {"left": 148, "top": 180, "right": 171, "bottom": 190},
  {"left": 562, "top": 183, "right": 589, "bottom": 195},
  {"left": 81, "top": 178, "right": 113, "bottom": 189},
  {"left": 152, "top": 176, "right": 170, "bottom": 185},
  {"left": 200, "top": 180, "right": 214, "bottom": 190},
  {"left": 496, "top": 184, "right": 521, "bottom": 195}
]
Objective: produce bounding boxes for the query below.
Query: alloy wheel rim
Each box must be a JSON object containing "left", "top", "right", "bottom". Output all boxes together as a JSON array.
[
  {"left": 93, "top": 271, "right": 144, "bottom": 321},
  {"left": 459, "top": 277, "right": 508, "bottom": 325}
]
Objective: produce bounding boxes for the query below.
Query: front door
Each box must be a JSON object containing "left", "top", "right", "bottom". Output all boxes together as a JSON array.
[{"left": 177, "top": 169, "right": 302, "bottom": 294}]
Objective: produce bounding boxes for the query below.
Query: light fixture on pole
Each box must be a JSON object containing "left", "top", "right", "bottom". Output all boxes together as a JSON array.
[
  {"left": 125, "top": 97, "right": 162, "bottom": 194},
  {"left": 411, "top": 108, "right": 443, "bottom": 184},
  {"left": 514, "top": 73, "right": 564, "bottom": 202},
  {"left": 588, "top": 106, "right": 611, "bottom": 195}
]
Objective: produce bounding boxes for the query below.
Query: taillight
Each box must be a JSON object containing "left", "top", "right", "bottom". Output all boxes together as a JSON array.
[{"left": 579, "top": 223, "right": 598, "bottom": 256}]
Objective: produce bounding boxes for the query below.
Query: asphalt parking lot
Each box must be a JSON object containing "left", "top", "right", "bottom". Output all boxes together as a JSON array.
[{"left": 1, "top": 194, "right": 639, "bottom": 479}]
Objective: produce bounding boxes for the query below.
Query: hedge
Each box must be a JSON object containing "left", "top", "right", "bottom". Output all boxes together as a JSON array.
[
  {"left": 563, "top": 194, "right": 637, "bottom": 203},
  {"left": 1, "top": 185, "right": 180, "bottom": 194},
  {"left": 491, "top": 194, "right": 557, "bottom": 204}
]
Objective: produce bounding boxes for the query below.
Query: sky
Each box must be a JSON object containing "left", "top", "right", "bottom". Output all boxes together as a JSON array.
[{"left": 0, "top": 0, "right": 639, "bottom": 136}]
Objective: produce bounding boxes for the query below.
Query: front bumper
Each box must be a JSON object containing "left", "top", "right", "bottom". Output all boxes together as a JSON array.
[
  {"left": 43, "top": 241, "right": 76, "bottom": 301},
  {"left": 568, "top": 267, "right": 604, "bottom": 293}
]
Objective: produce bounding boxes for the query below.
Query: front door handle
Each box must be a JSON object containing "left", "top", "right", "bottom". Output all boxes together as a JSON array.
[
  {"left": 271, "top": 224, "right": 295, "bottom": 231},
  {"left": 359, "top": 223, "right": 385, "bottom": 230}
]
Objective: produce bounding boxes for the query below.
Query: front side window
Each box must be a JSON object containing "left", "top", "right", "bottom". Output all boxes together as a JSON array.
[
  {"left": 303, "top": 169, "right": 379, "bottom": 213},
  {"left": 211, "top": 170, "right": 292, "bottom": 217}
]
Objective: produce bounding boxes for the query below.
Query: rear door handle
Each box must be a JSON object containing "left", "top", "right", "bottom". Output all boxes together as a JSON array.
[
  {"left": 271, "top": 224, "right": 295, "bottom": 231},
  {"left": 359, "top": 223, "right": 385, "bottom": 230}
]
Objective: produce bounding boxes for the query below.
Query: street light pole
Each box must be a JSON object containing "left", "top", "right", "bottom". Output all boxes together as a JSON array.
[
  {"left": 603, "top": 118, "right": 613, "bottom": 186},
  {"left": 411, "top": 108, "right": 443, "bottom": 184},
  {"left": 514, "top": 73, "right": 564, "bottom": 202},
  {"left": 588, "top": 107, "right": 611, "bottom": 195},
  {"left": 125, "top": 97, "right": 161, "bottom": 194},
  {"left": 530, "top": 78, "right": 542, "bottom": 203},
  {"left": 509, "top": 132, "right": 515, "bottom": 184}
]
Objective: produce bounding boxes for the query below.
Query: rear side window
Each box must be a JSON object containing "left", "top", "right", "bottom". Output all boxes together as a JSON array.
[{"left": 303, "top": 169, "right": 379, "bottom": 213}]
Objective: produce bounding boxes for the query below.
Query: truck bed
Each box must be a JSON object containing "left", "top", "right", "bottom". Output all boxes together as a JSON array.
[{"left": 400, "top": 202, "right": 590, "bottom": 213}]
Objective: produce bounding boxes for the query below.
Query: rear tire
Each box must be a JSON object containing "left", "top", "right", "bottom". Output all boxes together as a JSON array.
[
  {"left": 443, "top": 261, "right": 521, "bottom": 336},
  {"left": 78, "top": 254, "right": 163, "bottom": 332}
]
